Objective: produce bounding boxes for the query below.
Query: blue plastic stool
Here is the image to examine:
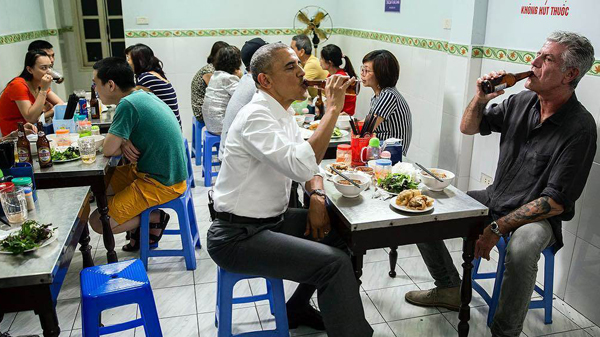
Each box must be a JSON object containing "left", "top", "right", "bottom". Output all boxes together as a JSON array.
[
  {"left": 472, "top": 236, "right": 555, "bottom": 327},
  {"left": 183, "top": 138, "right": 195, "bottom": 188},
  {"left": 215, "top": 267, "right": 289, "bottom": 337},
  {"left": 139, "top": 184, "right": 201, "bottom": 270},
  {"left": 80, "top": 259, "right": 162, "bottom": 337},
  {"left": 202, "top": 130, "right": 221, "bottom": 187},
  {"left": 191, "top": 118, "right": 205, "bottom": 166}
]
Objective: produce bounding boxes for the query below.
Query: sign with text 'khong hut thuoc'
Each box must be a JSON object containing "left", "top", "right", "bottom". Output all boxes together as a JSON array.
[
  {"left": 385, "top": 0, "right": 401, "bottom": 13},
  {"left": 521, "top": 0, "right": 570, "bottom": 17}
]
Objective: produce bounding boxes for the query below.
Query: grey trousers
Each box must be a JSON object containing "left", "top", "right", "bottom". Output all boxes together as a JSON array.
[
  {"left": 207, "top": 208, "right": 373, "bottom": 337},
  {"left": 417, "top": 220, "right": 555, "bottom": 337}
]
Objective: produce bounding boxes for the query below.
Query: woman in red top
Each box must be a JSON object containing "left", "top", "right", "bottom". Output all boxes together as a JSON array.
[
  {"left": 0, "top": 50, "right": 64, "bottom": 135},
  {"left": 319, "top": 44, "right": 357, "bottom": 116}
]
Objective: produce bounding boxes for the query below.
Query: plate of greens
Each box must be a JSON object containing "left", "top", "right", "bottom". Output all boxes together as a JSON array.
[
  {"left": 331, "top": 128, "right": 348, "bottom": 139},
  {"left": 377, "top": 173, "right": 420, "bottom": 195},
  {"left": 0, "top": 221, "right": 57, "bottom": 254},
  {"left": 51, "top": 146, "right": 81, "bottom": 163}
]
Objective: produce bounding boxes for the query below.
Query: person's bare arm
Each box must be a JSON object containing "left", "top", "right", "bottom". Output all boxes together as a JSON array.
[
  {"left": 103, "top": 133, "right": 124, "bottom": 157},
  {"left": 460, "top": 70, "right": 506, "bottom": 135},
  {"left": 202, "top": 73, "right": 212, "bottom": 85},
  {"left": 304, "top": 175, "right": 330, "bottom": 240}
]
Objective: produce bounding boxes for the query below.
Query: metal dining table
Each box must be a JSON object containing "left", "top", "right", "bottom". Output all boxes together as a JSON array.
[
  {"left": 0, "top": 186, "right": 92, "bottom": 337},
  {"left": 32, "top": 155, "right": 121, "bottom": 264},
  {"left": 321, "top": 160, "right": 489, "bottom": 336}
]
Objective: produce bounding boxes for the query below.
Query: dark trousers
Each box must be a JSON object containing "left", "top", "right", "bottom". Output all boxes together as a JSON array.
[{"left": 207, "top": 208, "right": 373, "bottom": 337}]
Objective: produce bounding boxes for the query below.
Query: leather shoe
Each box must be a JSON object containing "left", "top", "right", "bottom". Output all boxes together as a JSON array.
[{"left": 286, "top": 304, "right": 326, "bottom": 330}]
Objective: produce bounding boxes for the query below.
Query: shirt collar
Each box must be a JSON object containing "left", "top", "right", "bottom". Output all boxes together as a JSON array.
[{"left": 256, "top": 90, "right": 294, "bottom": 120}]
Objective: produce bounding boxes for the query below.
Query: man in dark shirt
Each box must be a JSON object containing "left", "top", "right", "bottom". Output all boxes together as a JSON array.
[{"left": 405, "top": 31, "right": 596, "bottom": 337}]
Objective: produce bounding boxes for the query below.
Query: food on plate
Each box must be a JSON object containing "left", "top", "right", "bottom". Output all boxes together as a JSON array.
[
  {"left": 308, "top": 123, "right": 342, "bottom": 138},
  {"left": 308, "top": 123, "right": 319, "bottom": 131},
  {"left": 337, "top": 179, "right": 363, "bottom": 186},
  {"left": 396, "top": 189, "right": 434, "bottom": 210},
  {"left": 378, "top": 173, "right": 419, "bottom": 193},
  {"left": 355, "top": 166, "right": 374, "bottom": 176},
  {"left": 327, "top": 162, "right": 350, "bottom": 174},
  {"left": 0, "top": 220, "right": 55, "bottom": 254},
  {"left": 422, "top": 169, "right": 448, "bottom": 179},
  {"left": 51, "top": 146, "right": 80, "bottom": 161}
]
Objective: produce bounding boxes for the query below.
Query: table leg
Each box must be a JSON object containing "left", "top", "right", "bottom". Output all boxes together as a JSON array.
[
  {"left": 352, "top": 251, "right": 365, "bottom": 281},
  {"left": 458, "top": 238, "right": 475, "bottom": 337},
  {"left": 95, "top": 191, "right": 117, "bottom": 263},
  {"left": 79, "top": 224, "right": 94, "bottom": 268},
  {"left": 36, "top": 288, "right": 60, "bottom": 337},
  {"left": 388, "top": 246, "right": 398, "bottom": 277}
]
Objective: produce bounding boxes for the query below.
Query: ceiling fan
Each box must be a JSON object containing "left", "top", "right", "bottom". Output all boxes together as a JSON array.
[{"left": 293, "top": 6, "right": 333, "bottom": 55}]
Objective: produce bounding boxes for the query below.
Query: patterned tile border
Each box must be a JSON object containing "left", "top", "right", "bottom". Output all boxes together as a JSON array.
[
  {"left": 125, "top": 28, "right": 304, "bottom": 38},
  {"left": 0, "top": 27, "right": 74, "bottom": 45},
  {"left": 472, "top": 46, "right": 600, "bottom": 77}
]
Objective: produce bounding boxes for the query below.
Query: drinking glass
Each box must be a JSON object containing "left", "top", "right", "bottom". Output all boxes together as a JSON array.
[
  {"left": 0, "top": 189, "right": 28, "bottom": 225},
  {"left": 78, "top": 137, "right": 96, "bottom": 164}
]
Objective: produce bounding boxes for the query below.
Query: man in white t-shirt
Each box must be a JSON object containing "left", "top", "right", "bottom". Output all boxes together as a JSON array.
[{"left": 207, "top": 43, "right": 372, "bottom": 337}]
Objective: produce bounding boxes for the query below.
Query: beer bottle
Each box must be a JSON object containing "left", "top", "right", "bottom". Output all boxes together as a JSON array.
[
  {"left": 16, "top": 122, "right": 32, "bottom": 164},
  {"left": 304, "top": 78, "right": 360, "bottom": 96},
  {"left": 480, "top": 71, "right": 533, "bottom": 94},
  {"left": 90, "top": 85, "right": 100, "bottom": 119},
  {"left": 36, "top": 122, "right": 53, "bottom": 168},
  {"left": 315, "top": 91, "right": 325, "bottom": 118}
]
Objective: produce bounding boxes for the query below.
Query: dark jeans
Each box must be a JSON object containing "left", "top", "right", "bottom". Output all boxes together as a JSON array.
[{"left": 207, "top": 208, "right": 373, "bottom": 337}]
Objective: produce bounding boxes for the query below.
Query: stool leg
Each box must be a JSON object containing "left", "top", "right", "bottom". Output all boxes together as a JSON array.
[
  {"left": 203, "top": 138, "right": 212, "bottom": 187},
  {"left": 487, "top": 243, "right": 507, "bottom": 327},
  {"left": 179, "top": 203, "right": 197, "bottom": 270},
  {"left": 140, "top": 211, "right": 152, "bottom": 270},
  {"left": 191, "top": 122, "right": 196, "bottom": 159},
  {"left": 187, "top": 196, "right": 201, "bottom": 249},
  {"left": 268, "top": 279, "right": 289, "bottom": 337},
  {"left": 81, "top": 302, "right": 101, "bottom": 337},
  {"left": 195, "top": 122, "right": 203, "bottom": 167},
  {"left": 266, "top": 279, "right": 275, "bottom": 315},
  {"left": 217, "top": 274, "right": 235, "bottom": 337},
  {"left": 543, "top": 251, "right": 554, "bottom": 324},
  {"left": 138, "top": 294, "right": 163, "bottom": 337}
]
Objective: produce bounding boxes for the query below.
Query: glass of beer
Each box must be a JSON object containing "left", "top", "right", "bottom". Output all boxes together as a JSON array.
[
  {"left": 78, "top": 137, "right": 96, "bottom": 164},
  {"left": 304, "top": 77, "right": 360, "bottom": 96},
  {"left": 49, "top": 69, "right": 64, "bottom": 84}
]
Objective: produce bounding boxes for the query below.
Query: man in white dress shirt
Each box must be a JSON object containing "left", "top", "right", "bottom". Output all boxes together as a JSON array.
[{"left": 207, "top": 43, "right": 372, "bottom": 337}]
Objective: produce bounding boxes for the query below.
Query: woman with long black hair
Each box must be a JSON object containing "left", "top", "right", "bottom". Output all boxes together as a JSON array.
[
  {"left": 320, "top": 44, "right": 357, "bottom": 115},
  {"left": 0, "top": 50, "right": 64, "bottom": 135},
  {"left": 125, "top": 43, "right": 181, "bottom": 126}
]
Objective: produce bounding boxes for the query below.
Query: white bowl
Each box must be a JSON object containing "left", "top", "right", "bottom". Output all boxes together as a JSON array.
[
  {"left": 47, "top": 133, "right": 80, "bottom": 149},
  {"left": 418, "top": 168, "right": 455, "bottom": 191},
  {"left": 294, "top": 115, "right": 305, "bottom": 127},
  {"left": 336, "top": 114, "right": 351, "bottom": 130},
  {"left": 304, "top": 114, "right": 315, "bottom": 124},
  {"left": 91, "top": 134, "right": 105, "bottom": 150},
  {"left": 332, "top": 172, "right": 370, "bottom": 198}
]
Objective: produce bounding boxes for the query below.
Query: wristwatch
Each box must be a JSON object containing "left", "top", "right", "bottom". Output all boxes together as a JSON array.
[
  {"left": 309, "top": 189, "right": 326, "bottom": 198},
  {"left": 489, "top": 221, "right": 503, "bottom": 237}
]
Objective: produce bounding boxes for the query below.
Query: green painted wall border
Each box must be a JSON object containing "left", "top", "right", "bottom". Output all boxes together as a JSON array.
[
  {"left": 472, "top": 45, "right": 600, "bottom": 76},
  {"left": 0, "top": 27, "right": 74, "bottom": 45}
]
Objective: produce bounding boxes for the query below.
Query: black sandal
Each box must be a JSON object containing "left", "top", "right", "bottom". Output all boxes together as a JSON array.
[
  {"left": 149, "top": 210, "right": 170, "bottom": 245},
  {"left": 122, "top": 228, "right": 140, "bottom": 252}
]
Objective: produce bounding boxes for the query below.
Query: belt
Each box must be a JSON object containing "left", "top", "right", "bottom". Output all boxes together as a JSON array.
[{"left": 215, "top": 211, "right": 283, "bottom": 224}]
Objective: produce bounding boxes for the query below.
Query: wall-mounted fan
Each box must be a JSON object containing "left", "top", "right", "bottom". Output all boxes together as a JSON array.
[{"left": 293, "top": 6, "right": 333, "bottom": 55}]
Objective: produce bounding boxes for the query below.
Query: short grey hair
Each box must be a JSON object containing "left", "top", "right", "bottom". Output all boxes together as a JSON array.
[
  {"left": 292, "top": 34, "right": 313, "bottom": 55},
  {"left": 547, "top": 31, "right": 595, "bottom": 89},
  {"left": 250, "top": 42, "right": 290, "bottom": 85}
]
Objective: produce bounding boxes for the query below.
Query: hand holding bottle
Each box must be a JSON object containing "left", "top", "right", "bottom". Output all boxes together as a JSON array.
[
  {"left": 324, "top": 75, "right": 354, "bottom": 115},
  {"left": 476, "top": 70, "right": 507, "bottom": 102},
  {"left": 40, "top": 73, "right": 53, "bottom": 91}
]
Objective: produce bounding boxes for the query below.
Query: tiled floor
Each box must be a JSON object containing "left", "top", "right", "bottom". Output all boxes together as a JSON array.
[{"left": 3, "top": 164, "right": 600, "bottom": 337}]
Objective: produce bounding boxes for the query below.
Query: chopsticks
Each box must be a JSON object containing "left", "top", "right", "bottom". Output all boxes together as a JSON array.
[
  {"left": 349, "top": 117, "right": 359, "bottom": 135},
  {"left": 361, "top": 112, "right": 377, "bottom": 138},
  {"left": 329, "top": 166, "right": 362, "bottom": 188},
  {"left": 415, "top": 162, "right": 444, "bottom": 182}
]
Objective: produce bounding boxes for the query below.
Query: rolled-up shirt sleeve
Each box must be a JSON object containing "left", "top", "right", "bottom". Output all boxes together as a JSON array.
[
  {"left": 541, "top": 132, "right": 597, "bottom": 217},
  {"left": 479, "top": 94, "right": 516, "bottom": 136},
  {"left": 241, "top": 109, "right": 319, "bottom": 182}
]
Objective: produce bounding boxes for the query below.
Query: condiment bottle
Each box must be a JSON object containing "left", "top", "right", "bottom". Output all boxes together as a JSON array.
[
  {"left": 16, "top": 122, "right": 32, "bottom": 164},
  {"left": 36, "top": 122, "right": 53, "bottom": 168}
]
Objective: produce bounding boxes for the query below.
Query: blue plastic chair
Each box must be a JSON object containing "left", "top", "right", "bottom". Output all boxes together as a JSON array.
[
  {"left": 215, "top": 267, "right": 289, "bottom": 337},
  {"left": 202, "top": 130, "right": 221, "bottom": 187},
  {"left": 472, "top": 236, "right": 555, "bottom": 327},
  {"left": 80, "top": 259, "right": 162, "bottom": 337},
  {"left": 191, "top": 118, "right": 205, "bottom": 166},
  {"left": 183, "top": 138, "right": 195, "bottom": 188}
]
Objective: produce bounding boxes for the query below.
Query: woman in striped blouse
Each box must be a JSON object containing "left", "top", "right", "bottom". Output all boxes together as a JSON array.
[
  {"left": 361, "top": 50, "right": 412, "bottom": 155},
  {"left": 125, "top": 44, "right": 181, "bottom": 127}
]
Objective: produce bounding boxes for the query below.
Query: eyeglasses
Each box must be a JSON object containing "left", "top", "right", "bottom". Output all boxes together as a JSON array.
[{"left": 360, "top": 66, "right": 373, "bottom": 75}]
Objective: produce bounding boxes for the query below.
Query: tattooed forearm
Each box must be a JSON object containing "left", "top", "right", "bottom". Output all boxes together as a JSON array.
[
  {"left": 460, "top": 96, "right": 488, "bottom": 134},
  {"left": 473, "top": 101, "right": 487, "bottom": 117},
  {"left": 497, "top": 196, "right": 564, "bottom": 233}
]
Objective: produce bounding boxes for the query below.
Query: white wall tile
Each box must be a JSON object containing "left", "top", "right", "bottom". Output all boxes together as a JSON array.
[
  {"left": 564, "top": 238, "right": 600, "bottom": 326},
  {"left": 577, "top": 163, "right": 600, "bottom": 249}
]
